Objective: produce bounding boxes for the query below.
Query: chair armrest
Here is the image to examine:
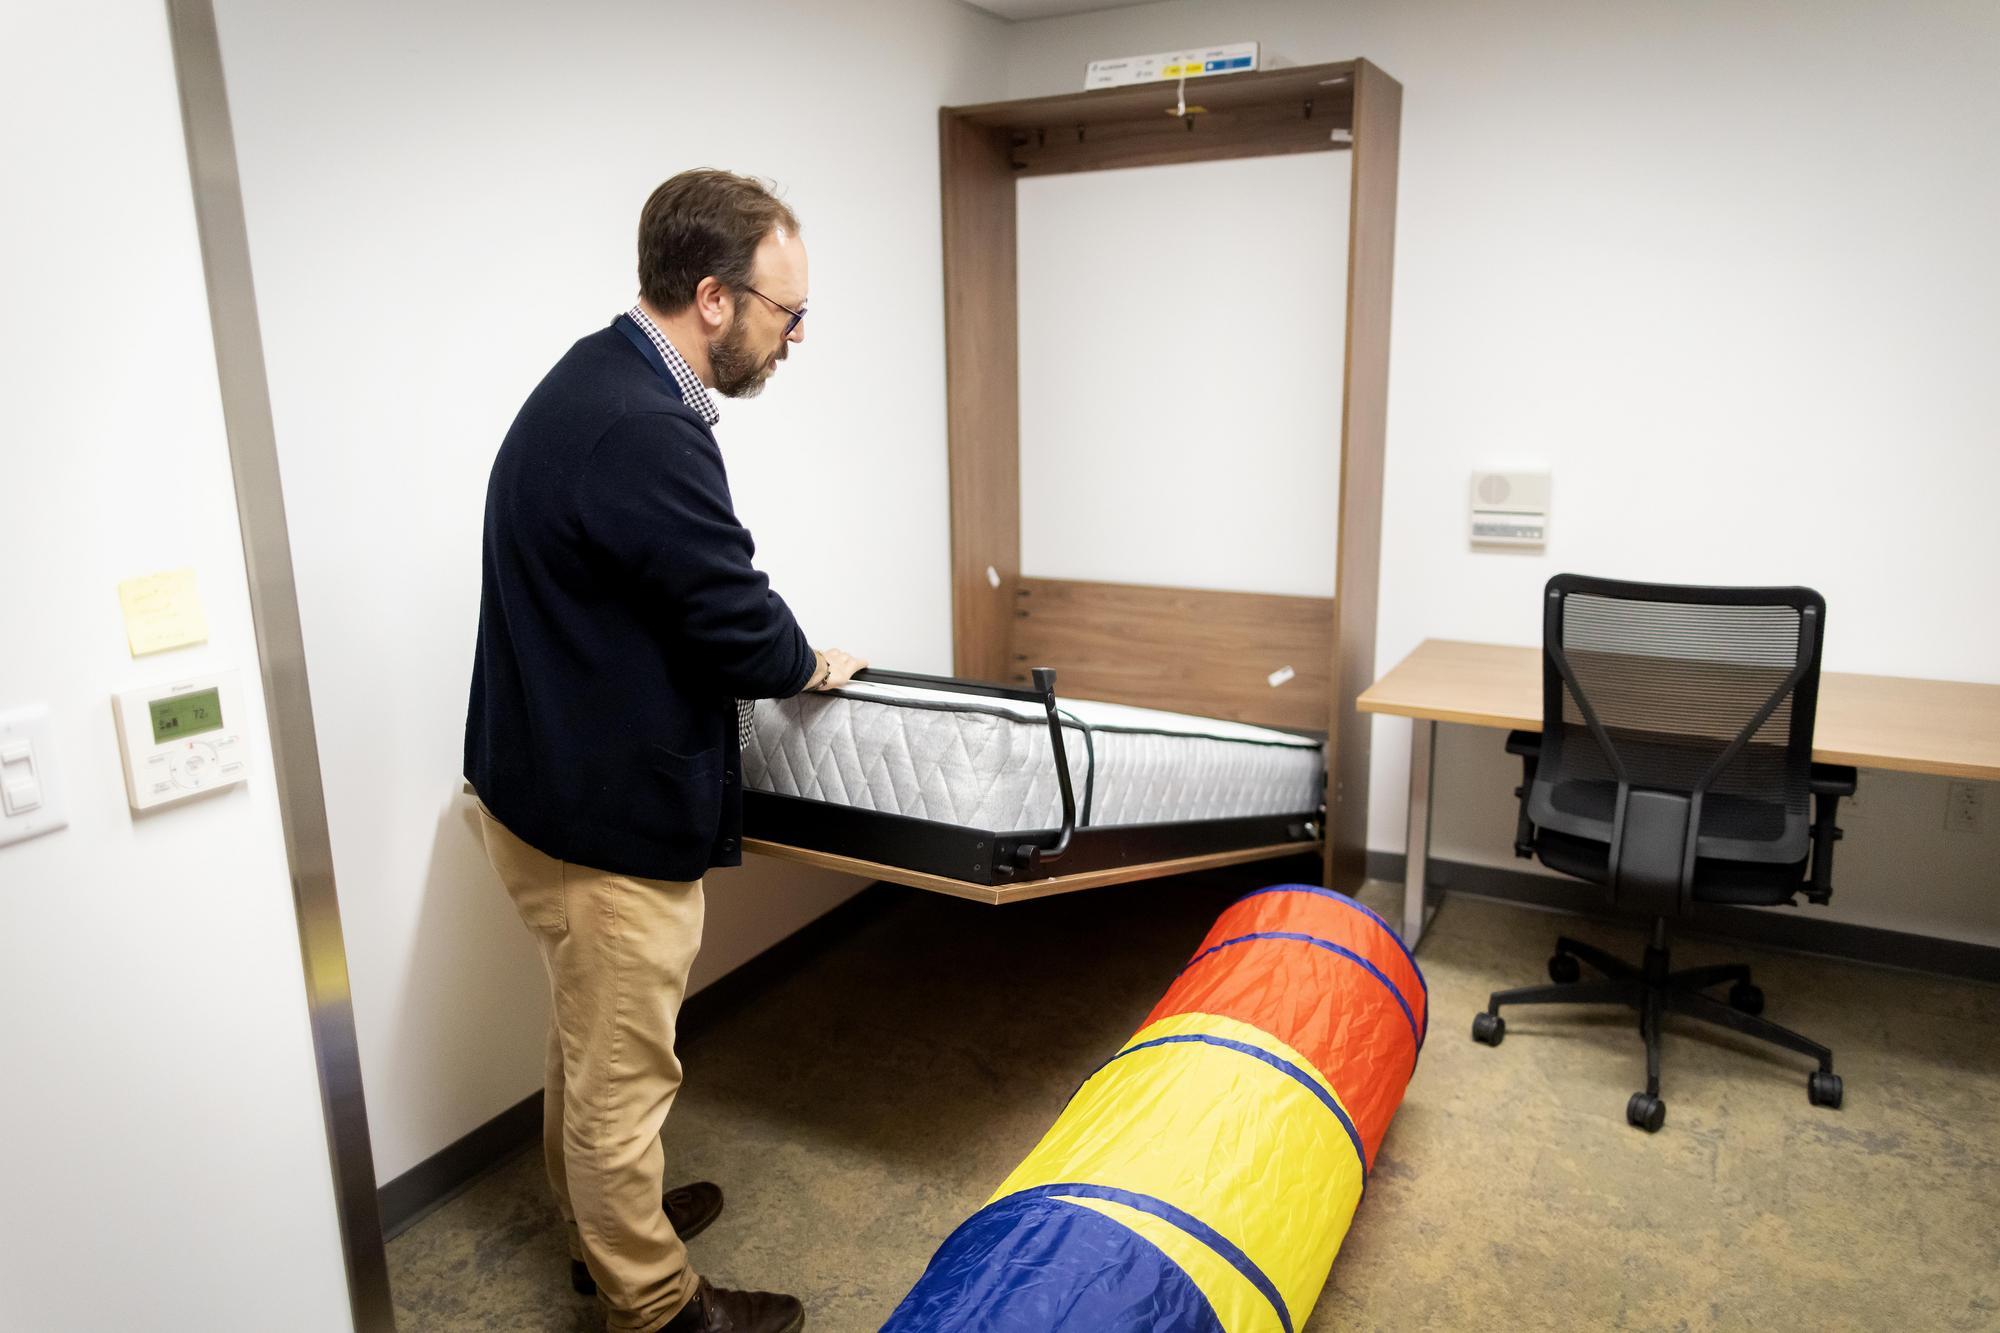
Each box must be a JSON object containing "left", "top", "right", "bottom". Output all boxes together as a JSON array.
[
  {"left": 1804, "top": 764, "right": 1856, "bottom": 904},
  {"left": 1506, "top": 730, "right": 1541, "bottom": 858}
]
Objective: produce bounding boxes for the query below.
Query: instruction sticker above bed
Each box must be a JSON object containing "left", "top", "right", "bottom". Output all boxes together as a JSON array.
[{"left": 1085, "top": 42, "right": 1259, "bottom": 90}]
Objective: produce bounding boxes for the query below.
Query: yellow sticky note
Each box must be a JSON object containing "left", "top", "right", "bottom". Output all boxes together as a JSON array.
[{"left": 118, "top": 568, "right": 209, "bottom": 656}]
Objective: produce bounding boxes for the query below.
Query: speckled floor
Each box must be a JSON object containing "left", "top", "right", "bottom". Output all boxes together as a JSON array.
[{"left": 388, "top": 870, "right": 2000, "bottom": 1332}]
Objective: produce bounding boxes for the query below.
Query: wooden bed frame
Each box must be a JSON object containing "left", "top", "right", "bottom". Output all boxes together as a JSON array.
[
  {"left": 941, "top": 60, "right": 1401, "bottom": 892},
  {"left": 747, "top": 60, "right": 1402, "bottom": 899}
]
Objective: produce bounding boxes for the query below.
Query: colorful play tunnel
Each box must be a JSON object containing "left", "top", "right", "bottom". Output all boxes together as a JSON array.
[{"left": 883, "top": 885, "right": 1428, "bottom": 1333}]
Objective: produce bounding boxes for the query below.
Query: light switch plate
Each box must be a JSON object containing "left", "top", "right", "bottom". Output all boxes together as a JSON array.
[{"left": 0, "top": 703, "right": 68, "bottom": 849}]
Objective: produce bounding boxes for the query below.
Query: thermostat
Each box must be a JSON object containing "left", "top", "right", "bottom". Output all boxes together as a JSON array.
[{"left": 112, "top": 669, "right": 251, "bottom": 810}]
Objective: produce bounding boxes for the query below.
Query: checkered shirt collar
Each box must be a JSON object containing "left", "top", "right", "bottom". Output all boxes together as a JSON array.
[{"left": 626, "top": 304, "right": 720, "bottom": 427}]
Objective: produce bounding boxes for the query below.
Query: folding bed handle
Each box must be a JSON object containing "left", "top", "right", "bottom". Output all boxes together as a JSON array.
[
  {"left": 843, "top": 666, "right": 1078, "bottom": 879},
  {"left": 851, "top": 667, "right": 1048, "bottom": 705},
  {"left": 1012, "top": 667, "right": 1076, "bottom": 878}
]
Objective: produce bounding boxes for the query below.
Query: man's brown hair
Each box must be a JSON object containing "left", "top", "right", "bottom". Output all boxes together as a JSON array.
[{"left": 637, "top": 169, "right": 800, "bottom": 314}]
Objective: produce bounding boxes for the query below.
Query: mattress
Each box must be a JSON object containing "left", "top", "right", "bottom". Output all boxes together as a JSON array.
[{"left": 744, "top": 682, "right": 1323, "bottom": 833}]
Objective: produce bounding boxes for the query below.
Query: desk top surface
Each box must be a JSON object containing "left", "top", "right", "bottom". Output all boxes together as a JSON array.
[{"left": 1358, "top": 639, "right": 2000, "bottom": 781}]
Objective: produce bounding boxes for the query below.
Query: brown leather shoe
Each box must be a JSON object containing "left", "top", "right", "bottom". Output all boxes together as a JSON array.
[
  {"left": 658, "top": 1277, "right": 804, "bottom": 1333},
  {"left": 570, "top": 1182, "right": 726, "bottom": 1295},
  {"left": 664, "top": 1181, "right": 726, "bottom": 1239}
]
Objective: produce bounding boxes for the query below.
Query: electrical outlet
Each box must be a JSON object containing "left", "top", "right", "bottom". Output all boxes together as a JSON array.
[{"left": 1944, "top": 782, "right": 1984, "bottom": 833}]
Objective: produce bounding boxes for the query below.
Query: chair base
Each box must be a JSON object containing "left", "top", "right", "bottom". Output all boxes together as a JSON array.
[{"left": 1470, "top": 919, "right": 1842, "bottom": 1133}]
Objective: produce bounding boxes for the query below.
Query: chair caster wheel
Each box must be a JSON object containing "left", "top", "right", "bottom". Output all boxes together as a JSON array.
[
  {"left": 1547, "top": 952, "right": 1581, "bottom": 984},
  {"left": 1626, "top": 1092, "right": 1665, "bottom": 1133},
  {"left": 1808, "top": 1070, "right": 1843, "bottom": 1109},
  {"left": 1471, "top": 1012, "right": 1506, "bottom": 1046},
  {"left": 1728, "top": 981, "right": 1765, "bottom": 1015}
]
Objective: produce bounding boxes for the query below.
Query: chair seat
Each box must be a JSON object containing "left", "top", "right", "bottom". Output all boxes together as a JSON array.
[{"left": 1536, "top": 829, "right": 1805, "bottom": 907}]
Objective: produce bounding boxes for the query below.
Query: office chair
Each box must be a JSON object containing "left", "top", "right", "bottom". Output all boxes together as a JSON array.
[{"left": 1470, "top": 575, "right": 1855, "bottom": 1133}]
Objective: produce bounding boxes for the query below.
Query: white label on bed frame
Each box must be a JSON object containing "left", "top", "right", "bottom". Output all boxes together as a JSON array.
[{"left": 1267, "top": 665, "right": 1296, "bottom": 688}]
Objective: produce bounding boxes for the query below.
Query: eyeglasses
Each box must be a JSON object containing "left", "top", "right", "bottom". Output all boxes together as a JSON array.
[{"left": 742, "top": 285, "right": 806, "bottom": 337}]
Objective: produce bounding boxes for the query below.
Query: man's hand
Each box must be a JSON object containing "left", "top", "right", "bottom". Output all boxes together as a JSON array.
[{"left": 812, "top": 647, "right": 868, "bottom": 691}]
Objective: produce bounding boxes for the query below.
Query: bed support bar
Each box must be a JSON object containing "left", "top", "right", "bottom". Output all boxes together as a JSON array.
[{"left": 852, "top": 666, "right": 1076, "bottom": 878}]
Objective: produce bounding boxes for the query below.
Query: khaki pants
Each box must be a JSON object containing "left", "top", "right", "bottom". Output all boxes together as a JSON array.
[{"left": 478, "top": 804, "right": 704, "bottom": 1333}]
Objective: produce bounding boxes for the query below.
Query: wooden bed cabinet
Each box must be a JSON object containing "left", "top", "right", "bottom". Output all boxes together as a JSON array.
[{"left": 938, "top": 60, "right": 1403, "bottom": 891}]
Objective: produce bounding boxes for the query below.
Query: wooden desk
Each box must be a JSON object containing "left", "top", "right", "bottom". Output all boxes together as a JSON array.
[{"left": 1358, "top": 639, "right": 2000, "bottom": 947}]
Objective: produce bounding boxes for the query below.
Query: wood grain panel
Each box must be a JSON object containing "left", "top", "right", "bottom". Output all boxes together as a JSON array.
[
  {"left": 952, "top": 62, "right": 1357, "bottom": 131},
  {"left": 940, "top": 111, "right": 1020, "bottom": 681},
  {"left": 745, "top": 837, "right": 1321, "bottom": 905},
  {"left": 1326, "top": 59, "right": 1403, "bottom": 890},
  {"left": 1356, "top": 640, "right": 1542, "bottom": 729},
  {"left": 1009, "top": 103, "right": 1346, "bottom": 177},
  {"left": 1006, "top": 577, "right": 1334, "bottom": 734},
  {"left": 1814, "top": 671, "right": 2000, "bottom": 780}
]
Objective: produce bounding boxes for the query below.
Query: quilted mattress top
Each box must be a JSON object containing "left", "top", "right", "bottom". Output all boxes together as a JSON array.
[{"left": 744, "top": 682, "right": 1323, "bottom": 832}]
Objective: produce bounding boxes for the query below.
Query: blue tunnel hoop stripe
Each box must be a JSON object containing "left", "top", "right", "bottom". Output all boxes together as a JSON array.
[
  {"left": 1093, "top": 1032, "right": 1369, "bottom": 1198},
  {"left": 1231, "top": 885, "right": 1428, "bottom": 1000},
  {"left": 1177, "top": 931, "right": 1424, "bottom": 1063},
  {"left": 1232, "top": 884, "right": 1431, "bottom": 1043},
  {"left": 1000, "top": 1181, "right": 1296, "bottom": 1333}
]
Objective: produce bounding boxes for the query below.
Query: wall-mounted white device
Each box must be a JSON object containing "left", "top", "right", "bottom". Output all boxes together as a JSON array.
[
  {"left": 0, "top": 703, "right": 69, "bottom": 849},
  {"left": 1470, "top": 470, "right": 1551, "bottom": 549},
  {"left": 112, "top": 669, "right": 250, "bottom": 811}
]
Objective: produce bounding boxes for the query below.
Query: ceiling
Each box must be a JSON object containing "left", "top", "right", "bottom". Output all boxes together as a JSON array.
[{"left": 962, "top": 0, "right": 1161, "bottom": 21}]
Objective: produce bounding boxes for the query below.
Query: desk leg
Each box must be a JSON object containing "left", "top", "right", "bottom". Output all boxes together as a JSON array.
[{"left": 1402, "top": 719, "right": 1438, "bottom": 948}]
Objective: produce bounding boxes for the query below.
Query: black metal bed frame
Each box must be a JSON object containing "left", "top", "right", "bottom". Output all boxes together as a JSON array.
[{"left": 743, "top": 667, "right": 1325, "bottom": 887}]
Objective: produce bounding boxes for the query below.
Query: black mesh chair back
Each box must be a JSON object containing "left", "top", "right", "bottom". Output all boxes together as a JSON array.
[{"left": 1528, "top": 574, "right": 1825, "bottom": 913}]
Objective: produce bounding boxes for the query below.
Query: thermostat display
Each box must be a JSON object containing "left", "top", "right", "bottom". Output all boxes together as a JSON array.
[
  {"left": 150, "top": 687, "right": 224, "bottom": 744},
  {"left": 114, "top": 670, "right": 250, "bottom": 811}
]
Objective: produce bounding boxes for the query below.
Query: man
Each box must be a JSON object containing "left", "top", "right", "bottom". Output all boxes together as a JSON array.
[{"left": 465, "top": 169, "right": 863, "bottom": 1333}]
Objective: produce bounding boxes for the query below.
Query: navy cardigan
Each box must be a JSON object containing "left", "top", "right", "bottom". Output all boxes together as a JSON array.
[{"left": 464, "top": 316, "right": 816, "bottom": 880}]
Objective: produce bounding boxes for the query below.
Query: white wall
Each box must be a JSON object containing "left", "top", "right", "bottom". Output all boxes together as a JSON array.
[
  {"left": 0, "top": 5, "right": 351, "bottom": 1327},
  {"left": 1017, "top": 154, "right": 1348, "bottom": 596},
  {"left": 1002, "top": 1, "right": 2000, "bottom": 943},
  {"left": 208, "top": 0, "right": 1009, "bottom": 1181}
]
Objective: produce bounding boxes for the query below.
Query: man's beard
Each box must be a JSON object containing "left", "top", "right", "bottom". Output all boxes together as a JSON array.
[{"left": 708, "top": 313, "right": 779, "bottom": 399}]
